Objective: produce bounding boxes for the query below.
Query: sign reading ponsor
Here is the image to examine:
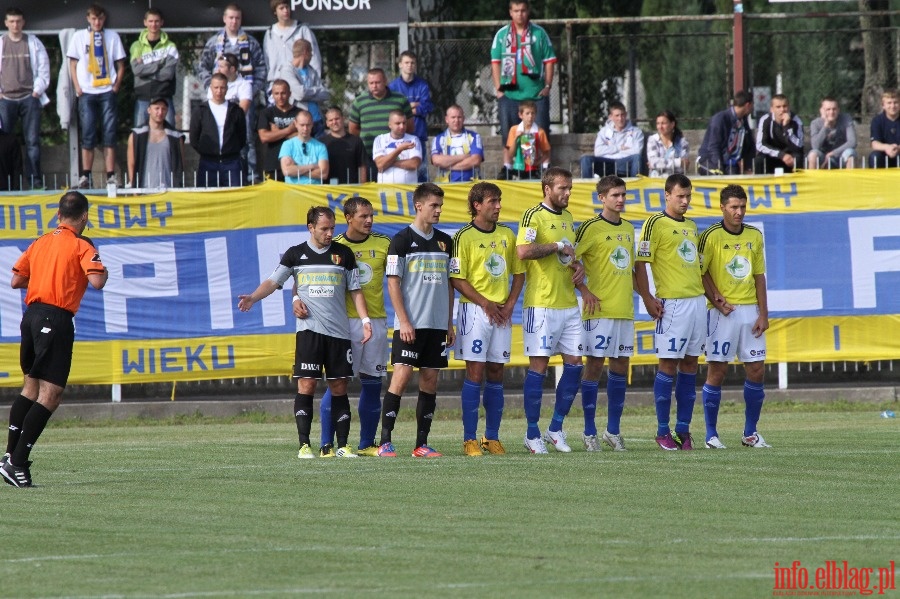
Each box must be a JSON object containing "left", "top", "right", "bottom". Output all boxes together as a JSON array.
[{"left": 25, "top": 0, "right": 407, "bottom": 30}]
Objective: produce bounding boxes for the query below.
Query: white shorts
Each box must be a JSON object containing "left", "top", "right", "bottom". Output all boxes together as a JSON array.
[
  {"left": 705, "top": 304, "right": 767, "bottom": 363},
  {"left": 655, "top": 295, "right": 706, "bottom": 359},
  {"left": 581, "top": 318, "right": 635, "bottom": 359},
  {"left": 350, "top": 317, "right": 389, "bottom": 377},
  {"left": 454, "top": 302, "right": 512, "bottom": 363},
  {"left": 522, "top": 306, "right": 582, "bottom": 357}
]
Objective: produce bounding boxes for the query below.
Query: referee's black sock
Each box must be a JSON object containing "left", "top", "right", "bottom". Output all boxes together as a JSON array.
[
  {"left": 11, "top": 402, "right": 52, "bottom": 466},
  {"left": 415, "top": 391, "right": 437, "bottom": 448},
  {"left": 379, "top": 392, "right": 402, "bottom": 444},
  {"left": 6, "top": 395, "right": 33, "bottom": 455},
  {"left": 331, "top": 394, "right": 351, "bottom": 448},
  {"left": 293, "top": 393, "right": 314, "bottom": 447}
]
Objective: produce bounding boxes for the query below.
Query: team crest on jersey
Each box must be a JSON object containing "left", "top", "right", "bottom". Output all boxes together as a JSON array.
[
  {"left": 677, "top": 239, "right": 697, "bottom": 263},
  {"left": 734, "top": 243, "right": 741, "bottom": 250},
  {"left": 609, "top": 246, "right": 631, "bottom": 270},
  {"left": 355, "top": 251, "right": 362, "bottom": 258},
  {"left": 490, "top": 241, "right": 496, "bottom": 248},
  {"left": 484, "top": 253, "right": 506, "bottom": 277},
  {"left": 331, "top": 254, "right": 342, "bottom": 265},
  {"left": 438, "top": 241, "right": 447, "bottom": 252},
  {"left": 524, "top": 227, "right": 537, "bottom": 242}
]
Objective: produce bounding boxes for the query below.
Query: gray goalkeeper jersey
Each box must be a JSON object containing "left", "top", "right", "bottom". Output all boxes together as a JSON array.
[
  {"left": 269, "top": 241, "right": 360, "bottom": 339},
  {"left": 386, "top": 224, "right": 453, "bottom": 330}
]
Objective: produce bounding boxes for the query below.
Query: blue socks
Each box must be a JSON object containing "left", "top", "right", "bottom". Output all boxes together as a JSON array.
[
  {"left": 606, "top": 371, "right": 626, "bottom": 435},
  {"left": 320, "top": 387, "right": 333, "bottom": 447},
  {"left": 581, "top": 380, "right": 599, "bottom": 436},
  {"left": 357, "top": 376, "right": 382, "bottom": 450},
  {"left": 744, "top": 380, "right": 765, "bottom": 437},
  {"left": 461, "top": 379, "right": 481, "bottom": 440},
  {"left": 674, "top": 371, "right": 697, "bottom": 434},
  {"left": 703, "top": 384, "right": 722, "bottom": 441},
  {"left": 548, "top": 363, "right": 583, "bottom": 433},
  {"left": 654, "top": 371, "right": 674, "bottom": 436},
  {"left": 523, "top": 370, "right": 546, "bottom": 439},
  {"left": 483, "top": 381, "right": 504, "bottom": 441}
]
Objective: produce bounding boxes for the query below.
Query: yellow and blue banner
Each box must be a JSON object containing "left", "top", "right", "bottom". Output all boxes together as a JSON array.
[{"left": 1, "top": 170, "right": 899, "bottom": 385}]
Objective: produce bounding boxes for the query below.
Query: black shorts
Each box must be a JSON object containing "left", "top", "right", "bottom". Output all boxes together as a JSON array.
[
  {"left": 391, "top": 328, "right": 449, "bottom": 370},
  {"left": 293, "top": 329, "right": 353, "bottom": 380},
  {"left": 20, "top": 303, "right": 76, "bottom": 388}
]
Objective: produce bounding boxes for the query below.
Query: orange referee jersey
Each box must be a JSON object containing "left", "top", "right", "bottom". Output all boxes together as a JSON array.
[{"left": 12, "top": 224, "right": 105, "bottom": 314}]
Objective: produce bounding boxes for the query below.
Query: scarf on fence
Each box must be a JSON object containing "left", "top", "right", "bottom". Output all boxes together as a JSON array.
[
  {"left": 500, "top": 22, "right": 536, "bottom": 89},
  {"left": 216, "top": 31, "right": 254, "bottom": 85},
  {"left": 87, "top": 29, "right": 111, "bottom": 87}
]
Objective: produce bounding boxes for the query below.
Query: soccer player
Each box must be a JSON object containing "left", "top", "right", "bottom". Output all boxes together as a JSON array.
[
  {"left": 699, "top": 184, "right": 771, "bottom": 448},
  {"left": 516, "top": 166, "right": 585, "bottom": 454},
  {"left": 450, "top": 182, "right": 525, "bottom": 456},
  {"left": 238, "top": 206, "right": 372, "bottom": 459},
  {"left": 574, "top": 176, "right": 635, "bottom": 452},
  {"left": 317, "top": 197, "right": 391, "bottom": 457},
  {"left": 378, "top": 183, "right": 455, "bottom": 458},
  {"left": 635, "top": 173, "right": 704, "bottom": 451},
  {"left": 4, "top": 191, "right": 108, "bottom": 487}
]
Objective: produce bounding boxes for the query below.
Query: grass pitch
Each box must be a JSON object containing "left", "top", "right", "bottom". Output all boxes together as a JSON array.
[{"left": 0, "top": 407, "right": 897, "bottom": 598}]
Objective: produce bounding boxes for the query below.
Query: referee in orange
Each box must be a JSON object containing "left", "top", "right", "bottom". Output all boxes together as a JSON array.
[{"left": 3, "top": 191, "right": 108, "bottom": 487}]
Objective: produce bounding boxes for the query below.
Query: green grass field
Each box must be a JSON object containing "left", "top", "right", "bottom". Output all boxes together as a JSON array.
[{"left": 1, "top": 406, "right": 897, "bottom": 598}]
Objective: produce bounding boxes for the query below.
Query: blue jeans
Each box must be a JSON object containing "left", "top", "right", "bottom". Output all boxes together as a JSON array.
[
  {"left": 580, "top": 154, "right": 641, "bottom": 178},
  {"left": 197, "top": 157, "right": 245, "bottom": 188},
  {"left": 77, "top": 91, "right": 117, "bottom": 149},
  {"left": 134, "top": 97, "right": 176, "bottom": 129},
  {"left": 498, "top": 94, "right": 550, "bottom": 147},
  {"left": 0, "top": 96, "right": 43, "bottom": 184}
]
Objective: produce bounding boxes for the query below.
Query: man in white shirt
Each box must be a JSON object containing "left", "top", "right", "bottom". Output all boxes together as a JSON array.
[
  {"left": 373, "top": 109, "right": 422, "bottom": 184},
  {"left": 66, "top": 4, "right": 126, "bottom": 188},
  {"left": 208, "top": 53, "right": 252, "bottom": 114},
  {"left": 580, "top": 101, "right": 644, "bottom": 178}
]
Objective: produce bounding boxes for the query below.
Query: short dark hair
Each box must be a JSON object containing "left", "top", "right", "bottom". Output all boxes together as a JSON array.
[
  {"left": 325, "top": 105, "right": 343, "bottom": 118},
  {"left": 398, "top": 50, "right": 417, "bottom": 63},
  {"left": 5, "top": 7, "right": 24, "bottom": 18},
  {"left": 367, "top": 68, "right": 386, "bottom": 79},
  {"left": 86, "top": 3, "right": 106, "bottom": 18},
  {"left": 720, "top": 184, "right": 747, "bottom": 205},
  {"left": 218, "top": 53, "right": 239, "bottom": 70},
  {"left": 224, "top": 3, "right": 242, "bottom": 15},
  {"left": 664, "top": 173, "right": 692, "bottom": 193},
  {"left": 542, "top": 166, "right": 571, "bottom": 193},
  {"left": 343, "top": 197, "right": 373, "bottom": 217},
  {"left": 733, "top": 90, "right": 752, "bottom": 107},
  {"left": 307, "top": 206, "right": 335, "bottom": 227},
  {"left": 772, "top": 93, "right": 788, "bottom": 104},
  {"left": 144, "top": 8, "right": 163, "bottom": 19},
  {"left": 210, "top": 73, "right": 228, "bottom": 85},
  {"left": 467, "top": 182, "right": 501, "bottom": 217},
  {"left": 596, "top": 175, "right": 626, "bottom": 197},
  {"left": 271, "top": 79, "right": 290, "bottom": 92},
  {"left": 388, "top": 109, "right": 406, "bottom": 121},
  {"left": 413, "top": 182, "right": 444, "bottom": 208},
  {"left": 821, "top": 95, "right": 838, "bottom": 105},
  {"left": 608, "top": 101, "right": 626, "bottom": 114},
  {"left": 270, "top": 0, "right": 290, "bottom": 12},
  {"left": 59, "top": 191, "right": 89, "bottom": 221}
]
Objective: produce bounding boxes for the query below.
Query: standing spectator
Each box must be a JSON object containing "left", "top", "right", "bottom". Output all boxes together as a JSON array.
[
  {"left": 127, "top": 97, "right": 184, "bottom": 188},
  {"left": 376, "top": 183, "right": 455, "bottom": 458},
  {"left": 209, "top": 53, "right": 252, "bottom": 114},
  {"left": 869, "top": 89, "right": 900, "bottom": 169},
  {"left": 279, "top": 110, "right": 328, "bottom": 185},
  {"left": 697, "top": 91, "right": 755, "bottom": 175},
  {"left": 288, "top": 39, "right": 329, "bottom": 136},
  {"left": 257, "top": 79, "right": 299, "bottom": 181},
  {"left": 372, "top": 109, "right": 422, "bottom": 184},
  {"left": 318, "top": 106, "right": 367, "bottom": 184},
  {"left": 189, "top": 73, "right": 246, "bottom": 187},
  {"left": 4, "top": 191, "right": 108, "bottom": 487},
  {"left": 237, "top": 206, "right": 372, "bottom": 460},
  {"left": 450, "top": 182, "right": 525, "bottom": 456},
  {"left": 129, "top": 8, "right": 178, "bottom": 129},
  {"left": 515, "top": 167, "right": 585, "bottom": 454},
  {"left": 491, "top": 0, "right": 556, "bottom": 146},
  {"left": 196, "top": 3, "right": 266, "bottom": 183},
  {"left": 263, "top": 0, "right": 321, "bottom": 95},
  {"left": 431, "top": 105, "right": 484, "bottom": 183},
  {"left": 699, "top": 184, "right": 771, "bottom": 450},
  {"left": 348, "top": 68, "right": 413, "bottom": 180},
  {"left": 635, "top": 174, "right": 705, "bottom": 451},
  {"left": 66, "top": 3, "right": 126, "bottom": 188},
  {"left": 754, "top": 94, "right": 803, "bottom": 174},
  {"left": 580, "top": 101, "right": 643, "bottom": 178},
  {"left": 646, "top": 110, "right": 689, "bottom": 177},
  {"left": 501, "top": 100, "right": 550, "bottom": 180},
  {"left": 574, "top": 176, "right": 634, "bottom": 452},
  {"left": 807, "top": 97, "right": 857, "bottom": 170},
  {"left": 0, "top": 8, "right": 49, "bottom": 190},
  {"left": 388, "top": 51, "right": 433, "bottom": 182}
]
